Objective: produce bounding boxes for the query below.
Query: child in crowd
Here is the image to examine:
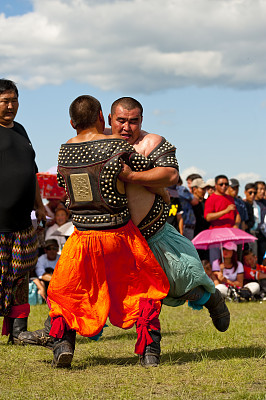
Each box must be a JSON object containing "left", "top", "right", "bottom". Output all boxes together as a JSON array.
[
  {"left": 45, "top": 206, "right": 70, "bottom": 253},
  {"left": 242, "top": 249, "right": 266, "bottom": 299},
  {"left": 202, "top": 260, "right": 219, "bottom": 285}
]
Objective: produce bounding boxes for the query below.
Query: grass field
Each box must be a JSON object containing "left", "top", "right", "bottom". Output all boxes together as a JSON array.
[{"left": 0, "top": 301, "right": 265, "bottom": 400}]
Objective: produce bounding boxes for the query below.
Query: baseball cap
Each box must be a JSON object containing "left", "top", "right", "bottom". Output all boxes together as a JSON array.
[
  {"left": 229, "top": 178, "right": 239, "bottom": 188},
  {"left": 44, "top": 239, "right": 59, "bottom": 249},
  {"left": 205, "top": 178, "right": 215, "bottom": 187},
  {"left": 190, "top": 178, "right": 208, "bottom": 189},
  {"left": 222, "top": 241, "right": 237, "bottom": 251}
]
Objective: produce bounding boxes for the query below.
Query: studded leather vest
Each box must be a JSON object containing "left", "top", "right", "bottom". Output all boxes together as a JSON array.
[
  {"left": 57, "top": 138, "right": 150, "bottom": 230},
  {"left": 138, "top": 137, "right": 179, "bottom": 239}
]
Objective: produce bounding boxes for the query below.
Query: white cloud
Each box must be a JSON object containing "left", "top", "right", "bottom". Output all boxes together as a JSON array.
[
  {"left": 1, "top": 0, "right": 266, "bottom": 92},
  {"left": 180, "top": 166, "right": 206, "bottom": 182},
  {"left": 234, "top": 172, "right": 261, "bottom": 184}
]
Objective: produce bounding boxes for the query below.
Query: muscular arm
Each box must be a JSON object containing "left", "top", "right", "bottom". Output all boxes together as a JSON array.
[
  {"left": 119, "top": 164, "right": 178, "bottom": 188},
  {"left": 233, "top": 213, "right": 241, "bottom": 228},
  {"left": 205, "top": 203, "right": 236, "bottom": 222}
]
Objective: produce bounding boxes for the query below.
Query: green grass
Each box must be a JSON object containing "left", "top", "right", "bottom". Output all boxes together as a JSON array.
[{"left": 0, "top": 301, "right": 265, "bottom": 400}]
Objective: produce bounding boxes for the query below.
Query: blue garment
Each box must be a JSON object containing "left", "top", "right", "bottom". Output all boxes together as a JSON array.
[
  {"left": 235, "top": 197, "right": 248, "bottom": 223},
  {"left": 147, "top": 223, "right": 215, "bottom": 307},
  {"left": 176, "top": 186, "right": 196, "bottom": 226}
]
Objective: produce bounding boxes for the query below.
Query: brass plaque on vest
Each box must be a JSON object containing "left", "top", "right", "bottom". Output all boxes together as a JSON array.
[{"left": 70, "top": 173, "right": 93, "bottom": 202}]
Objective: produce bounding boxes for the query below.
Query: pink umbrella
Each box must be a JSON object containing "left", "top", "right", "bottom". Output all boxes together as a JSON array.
[{"left": 192, "top": 228, "right": 257, "bottom": 250}]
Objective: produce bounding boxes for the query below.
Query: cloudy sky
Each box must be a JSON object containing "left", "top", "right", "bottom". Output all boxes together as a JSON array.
[{"left": 1, "top": 0, "right": 265, "bottom": 195}]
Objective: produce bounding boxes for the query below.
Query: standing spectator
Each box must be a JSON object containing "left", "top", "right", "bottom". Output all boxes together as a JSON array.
[
  {"left": 226, "top": 179, "right": 248, "bottom": 230},
  {"left": 205, "top": 179, "right": 215, "bottom": 198},
  {"left": 167, "top": 185, "right": 184, "bottom": 234},
  {"left": 186, "top": 173, "right": 202, "bottom": 193},
  {"left": 244, "top": 183, "right": 256, "bottom": 233},
  {"left": 254, "top": 181, "right": 266, "bottom": 264},
  {"left": 0, "top": 79, "right": 46, "bottom": 344},
  {"left": 243, "top": 183, "right": 257, "bottom": 255},
  {"left": 204, "top": 175, "right": 240, "bottom": 263},
  {"left": 191, "top": 178, "right": 210, "bottom": 259},
  {"left": 191, "top": 178, "right": 210, "bottom": 236},
  {"left": 176, "top": 177, "right": 198, "bottom": 240}
]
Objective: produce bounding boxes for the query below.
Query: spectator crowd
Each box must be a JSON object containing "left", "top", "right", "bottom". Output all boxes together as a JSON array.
[{"left": 167, "top": 175, "right": 266, "bottom": 302}]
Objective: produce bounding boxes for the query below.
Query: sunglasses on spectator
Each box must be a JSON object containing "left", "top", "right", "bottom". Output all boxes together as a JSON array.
[
  {"left": 247, "top": 191, "right": 256, "bottom": 195},
  {"left": 218, "top": 183, "right": 228, "bottom": 187},
  {"left": 46, "top": 246, "right": 58, "bottom": 251}
]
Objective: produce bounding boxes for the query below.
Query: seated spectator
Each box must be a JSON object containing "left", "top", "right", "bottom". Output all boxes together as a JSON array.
[
  {"left": 242, "top": 249, "right": 266, "bottom": 298},
  {"left": 212, "top": 242, "right": 260, "bottom": 299},
  {"left": 44, "top": 198, "right": 62, "bottom": 219},
  {"left": 45, "top": 206, "right": 70, "bottom": 253},
  {"left": 35, "top": 239, "right": 60, "bottom": 292},
  {"left": 202, "top": 260, "right": 219, "bottom": 285}
]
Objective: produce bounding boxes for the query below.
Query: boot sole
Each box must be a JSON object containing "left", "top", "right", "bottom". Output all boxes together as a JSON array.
[{"left": 52, "top": 352, "right": 73, "bottom": 368}]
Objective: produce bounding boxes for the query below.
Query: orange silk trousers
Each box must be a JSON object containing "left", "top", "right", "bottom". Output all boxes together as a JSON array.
[{"left": 48, "top": 220, "right": 170, "bottom": 337}]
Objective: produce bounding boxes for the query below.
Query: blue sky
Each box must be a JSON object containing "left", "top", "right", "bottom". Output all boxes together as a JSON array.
[{"left": 1, "top": 0, "right": 265, "bottom": 196}]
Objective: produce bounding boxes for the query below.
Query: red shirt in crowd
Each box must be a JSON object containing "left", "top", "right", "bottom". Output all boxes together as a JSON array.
[
  {"left": 244, "top": 264, "right": 266, "bottom": 281},
  {"left": 204, "top": 193, "right": 238, "bottom": 229}
]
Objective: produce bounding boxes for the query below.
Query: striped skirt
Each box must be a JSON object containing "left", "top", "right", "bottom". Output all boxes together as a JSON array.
[{"left": 0, "top": 225, "right": 38, "bottom": 316}]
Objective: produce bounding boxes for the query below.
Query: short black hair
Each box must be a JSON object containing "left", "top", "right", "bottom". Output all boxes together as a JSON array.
[
  {"left": 215, "top": 175, "right": 228, "bottom": 184},
  {"left": 69, "top": 95, "right": 102, "bottom": 130},
  {"left": 111, "top": 97, "right": 143, "bottom": 117},
  {"left": 186, "top": 173, "right": 202, "bottom": 181},
  {"left": 0, "top": 79, "right": 19, "bottom": 97},
  {"left": 254, "top": 181, "right": 266, "bottom": 190},
  {"left": 245, "top": 183, "right": 255, "bottom": 191}
]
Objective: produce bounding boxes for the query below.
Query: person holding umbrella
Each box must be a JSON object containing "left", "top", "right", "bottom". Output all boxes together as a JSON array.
[{"left": 212, "top": 242, "right": 260, "bottom": 299}]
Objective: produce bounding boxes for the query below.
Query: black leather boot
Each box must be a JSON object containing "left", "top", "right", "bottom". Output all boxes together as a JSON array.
[
  {"left": 178, "top": 286, "right": 230, "bottom": 332},
  {"left": 8, "top": 317, "right": 28, "bottom": 344},
  {"left": 18, "top": 315, "right": 54, "bottom": 350},
  {"left": 204, "top": 289, "right": 230, "bottom": 332},
  {"left": 52, "top": 329, "right": 76, "bottom": 368},
  {"left": 140, "top": 329, "right": 161, "bottom": 367}
]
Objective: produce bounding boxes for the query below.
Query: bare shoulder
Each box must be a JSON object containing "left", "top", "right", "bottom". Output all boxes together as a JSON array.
[
  {"left": 66, "top": 137, "right": 77, "bottom": 144},
  {"left": 135, "top": 131, "right": 163, "bottom": 156}
]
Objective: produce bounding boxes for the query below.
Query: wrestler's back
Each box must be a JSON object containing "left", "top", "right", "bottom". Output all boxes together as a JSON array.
[{"left": 126, "top": 183, "right": 155, "bottom": 226}]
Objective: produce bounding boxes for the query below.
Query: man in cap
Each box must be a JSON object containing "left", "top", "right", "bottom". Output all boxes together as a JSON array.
[
  {"left": 191, "top": 178, "right": 210, "bottom": 259},
  {"left": 191, "top": 179, "right": 210, "bottom": 234},
  {"left": 35, "top": 239, "right": 60, "bottom": 285},
  {"left": 205, "top": 179, "right": 215, "bottom": 198}
]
